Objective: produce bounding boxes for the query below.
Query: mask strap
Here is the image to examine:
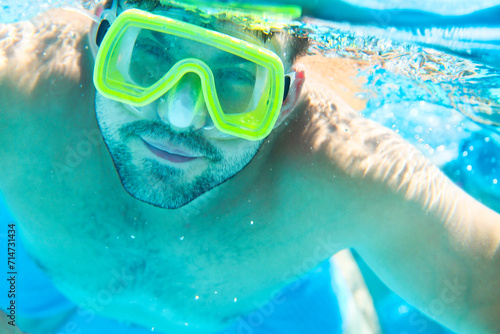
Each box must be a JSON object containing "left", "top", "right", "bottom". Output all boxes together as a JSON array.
[
  {"left": 96, "top": 0, "right": 118, "bottom": 47},
  {"left": 283, "top": 71, "right": 295, "bottom": 102}
]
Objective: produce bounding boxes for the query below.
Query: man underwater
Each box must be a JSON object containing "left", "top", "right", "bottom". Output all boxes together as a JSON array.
[{"left": 0, "top": 0, "right": 499, "bottom": 333}]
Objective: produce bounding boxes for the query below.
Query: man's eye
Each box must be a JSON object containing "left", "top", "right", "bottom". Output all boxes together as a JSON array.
[{"left": 129, "top": 39, "right": 176, "bottom": 87}]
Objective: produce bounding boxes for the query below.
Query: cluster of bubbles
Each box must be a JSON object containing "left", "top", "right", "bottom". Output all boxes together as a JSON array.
[{"left": 296, "top": 20, "right": 500, "bottom": 124}]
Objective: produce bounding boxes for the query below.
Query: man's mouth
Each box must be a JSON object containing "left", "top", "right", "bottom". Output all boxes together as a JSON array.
[{"left": 141, "top": 137, "right": 203, "bottom": 163}]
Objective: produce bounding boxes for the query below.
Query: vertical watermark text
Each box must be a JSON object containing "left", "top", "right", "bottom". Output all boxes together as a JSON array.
[{"left": 5, "top": 222, "right": 16, "bottom": 327}]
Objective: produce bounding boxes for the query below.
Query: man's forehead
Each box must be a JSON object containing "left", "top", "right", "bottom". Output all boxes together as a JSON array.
[
  {"left": 118, "top": 0, "right": 295, "bottom": 33},
  {"left": 116, "top": 0, "right": 292, "bottom": 66},
  {"left": 118, "top": 0, "right": 283, "bottom": 47}
]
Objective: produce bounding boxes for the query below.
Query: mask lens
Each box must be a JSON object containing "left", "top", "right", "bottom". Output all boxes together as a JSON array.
[
  {"left": 114, "top": 28, "right": 268, "bottom": 114},
  {"left": 129, "top": 30, "right": 176, "bottom": 87},
  {"left": 213, "top": 59, "right": 269, "bottom": 115}
]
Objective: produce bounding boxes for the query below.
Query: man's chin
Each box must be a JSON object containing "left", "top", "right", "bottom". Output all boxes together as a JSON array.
[
  {"left": 117, "top": 164, "right": 232, "bottom": 210},
  {"left": 120, "top": 179, "right": 197, "bottom": 210},
  {"left": 129, "top": 193, "right": 193, "bottom": 210}
]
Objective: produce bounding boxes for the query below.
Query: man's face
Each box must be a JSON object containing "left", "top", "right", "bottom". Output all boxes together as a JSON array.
[
  {"left": 94, "top": 6, "right": 285, "bottom": 209},
  {"left": 95, "top": 95, "right": 263, "bottom": 209}
]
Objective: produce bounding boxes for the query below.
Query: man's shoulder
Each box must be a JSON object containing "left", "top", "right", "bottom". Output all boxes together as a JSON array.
[
  {"left": 301, "top": 55, "right": 369, "bottom": 112},
  {"left": 0, "top": 8, "right": 92, "bottom": 94},
  {"left": 286, "top": 54, "right": 432, "bottom": 186},
  {"left": 0, "top": 9, "right": 97, "bottom": 193}
]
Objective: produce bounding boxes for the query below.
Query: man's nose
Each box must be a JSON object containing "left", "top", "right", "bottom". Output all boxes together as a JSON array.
[{"left": 157, "top": 73, "right": 208, "bottom": 131}]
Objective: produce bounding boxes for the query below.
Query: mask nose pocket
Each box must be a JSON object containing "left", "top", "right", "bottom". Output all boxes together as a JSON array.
[{"left": 158, "top": 73, "right": 208, "bottom": 130}]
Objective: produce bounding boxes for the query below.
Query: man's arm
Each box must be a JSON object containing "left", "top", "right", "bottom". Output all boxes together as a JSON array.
[
  {"left": 356, "top": 162, "right": 500, "bottom": 333},
  {"left": 300, "top": 57, "right": 500, "bottom": 333}
]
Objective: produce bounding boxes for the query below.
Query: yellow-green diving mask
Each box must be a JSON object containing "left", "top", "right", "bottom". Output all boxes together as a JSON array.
[{"left": 93, "top": 4, "right": 299, "bottom": 140}]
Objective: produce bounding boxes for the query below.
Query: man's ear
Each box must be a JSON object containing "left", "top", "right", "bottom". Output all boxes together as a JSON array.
[{"left": 275, "top": 63, "right": 306, "bottom": 127}]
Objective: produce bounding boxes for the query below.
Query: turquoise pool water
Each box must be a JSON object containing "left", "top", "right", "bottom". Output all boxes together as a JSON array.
[{"left": 1, "top": 1, "right": 499, "bottom": 333}]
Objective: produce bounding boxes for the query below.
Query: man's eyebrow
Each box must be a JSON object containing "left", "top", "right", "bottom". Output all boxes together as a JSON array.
[{"left": 150, "top": 30, "right": 174, "bottom": 46}]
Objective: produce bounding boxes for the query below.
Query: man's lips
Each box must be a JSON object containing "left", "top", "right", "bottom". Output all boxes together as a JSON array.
[{"left": 141, "top": 137, "right": 202, "bottom": 163}]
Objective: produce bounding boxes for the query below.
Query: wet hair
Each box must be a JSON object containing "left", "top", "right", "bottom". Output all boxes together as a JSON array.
[{"left": 103, "top": 0, "right": 309, "bottom": 65}]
